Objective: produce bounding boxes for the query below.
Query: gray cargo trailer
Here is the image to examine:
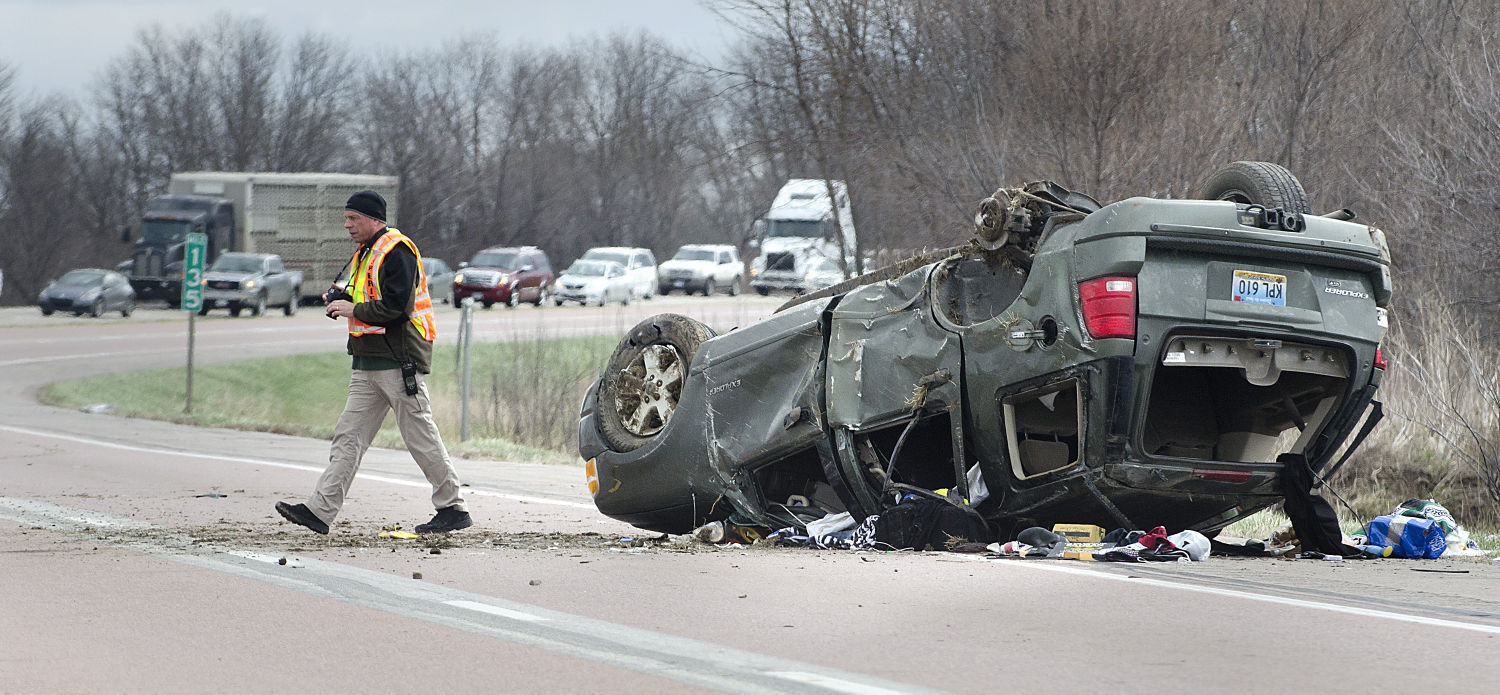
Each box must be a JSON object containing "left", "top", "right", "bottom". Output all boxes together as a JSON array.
[{"left": 168, "top": 172, "right": 399, "bottom": 302}]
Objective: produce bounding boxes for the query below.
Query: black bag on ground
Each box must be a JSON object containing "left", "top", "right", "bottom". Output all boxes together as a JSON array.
[
  {"left": 1277, "top": 453, "right": 1361, "bottom": 557},
  {"left": 874, "top": 498, "right": 994, "bottom": 550}
]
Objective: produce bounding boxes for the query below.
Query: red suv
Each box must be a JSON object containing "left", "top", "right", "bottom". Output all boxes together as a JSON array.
[{"left": 453, "top": 246, "right": 554, "bottom": 308}]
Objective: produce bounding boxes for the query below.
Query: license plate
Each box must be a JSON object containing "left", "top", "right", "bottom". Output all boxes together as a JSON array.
[{"left": 1231, "top": 270, "right": 1286, "bottom": 306}]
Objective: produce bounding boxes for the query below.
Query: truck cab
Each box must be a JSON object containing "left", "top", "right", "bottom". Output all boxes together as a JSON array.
[
  {"left": 749, "top": 179, "right": 857, "bottom": 296},
  {"left": 122, "top": 195, "right": 234, "bottom": 303}
]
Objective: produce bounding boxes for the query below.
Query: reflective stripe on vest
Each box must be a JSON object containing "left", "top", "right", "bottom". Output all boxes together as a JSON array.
[{"left": 347, "top": 228, "right": 438, "bottom": 341}]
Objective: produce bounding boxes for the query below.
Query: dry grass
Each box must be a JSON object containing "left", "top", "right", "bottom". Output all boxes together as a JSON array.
[
  {"left": 1326, "top": 284, "right": 1500, "bottom": 532},
  {"left": 40, "top": 334, "right": 618, "bottom": 465}
]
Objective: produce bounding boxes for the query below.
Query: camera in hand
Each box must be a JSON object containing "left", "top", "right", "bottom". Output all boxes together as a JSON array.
[{"left": 325, "top": 286, "right": 352, "bottom": 319}]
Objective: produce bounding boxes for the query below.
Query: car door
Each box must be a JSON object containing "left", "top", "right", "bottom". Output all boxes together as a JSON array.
[
  {"left": 715, "top": 249, "right": 735, "bottom": 284},
  {"left": 266, "top": 256, "right": 286, "bottom": 304},
  {"left": 608, "top": 264, "right": 626, "bottom": 302},
  {"left": 633, "top": 250, "right": 654, "bottom": 297},
  {"left": 104, "top": 272, "right": 126, "bottom": 310},
  {"left": 522, "top": 251, "right": 544, "bottom": 300}
]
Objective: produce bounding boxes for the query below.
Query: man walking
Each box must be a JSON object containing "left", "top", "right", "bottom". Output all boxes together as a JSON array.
[{"left": 276, "top": 190, "right": 471, "bottom": 535}]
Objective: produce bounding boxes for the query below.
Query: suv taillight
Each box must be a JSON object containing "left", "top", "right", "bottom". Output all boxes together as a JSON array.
[{"left": 1079, "top": 276, "right": 1136, "bottom": 339}]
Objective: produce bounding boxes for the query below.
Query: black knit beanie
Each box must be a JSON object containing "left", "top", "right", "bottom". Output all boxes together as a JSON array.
[{"left": 345, "top": 190, "right": 386, "bottom": 223}]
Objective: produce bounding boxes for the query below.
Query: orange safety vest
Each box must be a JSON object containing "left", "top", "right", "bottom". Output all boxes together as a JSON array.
[{"left": 347, "top": 228, "right": 438, "bottom": 341}]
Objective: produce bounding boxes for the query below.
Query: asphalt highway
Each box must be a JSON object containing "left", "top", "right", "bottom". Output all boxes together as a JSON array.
[{"left": 2, "top": 298, "right": 1498, "bottom": 694}]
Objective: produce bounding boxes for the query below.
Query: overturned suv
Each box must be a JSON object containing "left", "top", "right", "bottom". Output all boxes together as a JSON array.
[{"left": 578, "top": 162, "right": 1391, "bottom": 539}]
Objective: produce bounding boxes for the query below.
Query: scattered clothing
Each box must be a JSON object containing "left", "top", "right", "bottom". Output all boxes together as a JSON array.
[
  {"left": 805, "top": 511, "right": 856, "bottom": 537},
  {"left": 771, "top": 514, "right": 880, "bottom": 550}
]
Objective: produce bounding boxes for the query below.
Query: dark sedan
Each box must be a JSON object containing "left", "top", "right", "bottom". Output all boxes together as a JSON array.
[{"left": 38, "top": 269, "right": 137, "bottom": 317}]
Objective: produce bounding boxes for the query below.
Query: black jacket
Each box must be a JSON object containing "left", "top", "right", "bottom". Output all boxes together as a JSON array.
[{"left": 347, "top": 228, "right": 434, "bottom": 372}]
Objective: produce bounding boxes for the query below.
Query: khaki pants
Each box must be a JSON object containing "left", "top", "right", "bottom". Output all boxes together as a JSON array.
[{"left": 306, "top": 369, "right": 465, "bottom": 524}]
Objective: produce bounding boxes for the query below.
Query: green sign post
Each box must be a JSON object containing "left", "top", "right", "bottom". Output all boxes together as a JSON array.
[{"left": 183, "top": 232, "right": 206, "bottom": 413}]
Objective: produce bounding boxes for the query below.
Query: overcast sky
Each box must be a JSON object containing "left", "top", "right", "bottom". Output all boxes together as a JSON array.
[{"left": 0, "top": 0, "right": 735, "bottom": 99}]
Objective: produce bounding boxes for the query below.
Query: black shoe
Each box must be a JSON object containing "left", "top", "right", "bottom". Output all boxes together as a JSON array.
[
  {"left": 275, "top": 501, "right": 329, "bottom": 535},
  {"left": 415, "top": 506, "right": 472, "bottom": 534}
]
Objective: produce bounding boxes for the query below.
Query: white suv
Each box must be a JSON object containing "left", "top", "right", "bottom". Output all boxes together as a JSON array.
[
  {"left": 581, "top": 247, "right": 658, "bottom": 299},
  {"left": 657, "top": 244, "right": 743, "bottom": 296}
]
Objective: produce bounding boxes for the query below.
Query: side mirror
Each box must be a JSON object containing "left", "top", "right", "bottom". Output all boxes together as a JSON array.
[
  {"left": 520, "top": 264, "right": 535, "bottom": 273},
  {"left": 120, "top": 225, "right": 133, "bottom": 243},
  {"left": 458, "top": 261, "right": 469, "bottom": 269}
]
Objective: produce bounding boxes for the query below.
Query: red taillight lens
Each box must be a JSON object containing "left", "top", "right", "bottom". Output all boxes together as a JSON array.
[
  {"left": 1374, "top": 346, "right": 1386, "bottom": 370},
  {"left": 1079, "top": 276, "right": 1136, "bottom": 339}
]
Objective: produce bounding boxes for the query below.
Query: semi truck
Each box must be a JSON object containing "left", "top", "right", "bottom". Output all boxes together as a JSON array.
[
  {"left": 748, "top": 179, "right": 857, "bottom": 295},
  {"left": 121, "top": 172, "right": 399, "bottom": 304}
]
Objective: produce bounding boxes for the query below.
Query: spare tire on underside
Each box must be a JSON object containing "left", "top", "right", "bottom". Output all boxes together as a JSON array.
[
  {"left": 597, "top": 313, "right": 716, "bottom": 452},
  {"left": 1196, "top": 161, "right": 1310, "bottom": 213}
]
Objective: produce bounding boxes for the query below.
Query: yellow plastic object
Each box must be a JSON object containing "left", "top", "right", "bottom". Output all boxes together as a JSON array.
[
  {"left": 1052, "top": 523, "right": 1105, "bottom": 543},
  {"left": 380, "top": 530, "right": 419, "bottom": 539}
]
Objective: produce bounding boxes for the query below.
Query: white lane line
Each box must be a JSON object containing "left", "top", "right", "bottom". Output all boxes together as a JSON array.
[
  {"left": 445, "top": 600, "right": 550, "bottom": 622},
  {"left": 0, "top": 348, "right": 180, "bottom": 367},
  {"left": 0, "top": 423, "right": 594, "bottom": 510},
  {"left": 986, "top": 556, "right": 1500, "bottom": 635},
  {"left": 0, "top": 497, "right": 941, "bottom": 695},
  {"left": 223, "top": 550, "right": 287, "bottom": 564},
  {"left": 766, "top": 672, "right": 913, "bottom": 695},
  {"left": 0, "top": 339, "right": 334, "bottom": 366}
]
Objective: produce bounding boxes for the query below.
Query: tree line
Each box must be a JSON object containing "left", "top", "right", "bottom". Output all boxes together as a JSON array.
[
  {"left": 3, "top": 0, "right": 1499, "bottom": 513},
  {"left": 1, "top": 0, "right": 1497, "bottom": 318}
]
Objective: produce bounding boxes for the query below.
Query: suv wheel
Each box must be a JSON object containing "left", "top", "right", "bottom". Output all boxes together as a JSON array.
[
  {"left": 702, "top": 278, "right": 715, "bottom": 297},
  {"left": 534, "top": 286, "right": 549, "bottom": 307},
  {"left": 251, "top": 292, "right": 267, "bottom": 317},
  {"left": 90, "top": 298, "right": 104, "bottom": 317},
  {"left": 1197, "top": 161, "right": 1309, "bottom": 213},
  {"left": 729, "top": 277, "right": 741, "bottom": 296},
  {"left": 506, "top": 289, "right": 520, "bottom": 308},
  {"left": 284, "top": 288, "right": 299, "bottom": 316},
  {"left": 597, "top": 314, "right": 716, "bottom": 452}
]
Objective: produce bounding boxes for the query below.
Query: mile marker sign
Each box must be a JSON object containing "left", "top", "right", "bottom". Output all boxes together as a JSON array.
[{"left": 181, "top": 232, "right": 207, "bottom": 312}]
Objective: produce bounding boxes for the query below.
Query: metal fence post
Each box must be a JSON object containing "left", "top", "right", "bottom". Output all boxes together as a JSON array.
[
  {"left": 460, "top": 297, "right": 474, "bottom": 442},
  {"left": 454, "top": 298, "right": 465, "bottom": 373}
]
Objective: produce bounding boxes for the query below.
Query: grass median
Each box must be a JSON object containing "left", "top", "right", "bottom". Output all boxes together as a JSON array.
[{"left": 40, "top": 335, "right": 619, "bottom": 465}]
